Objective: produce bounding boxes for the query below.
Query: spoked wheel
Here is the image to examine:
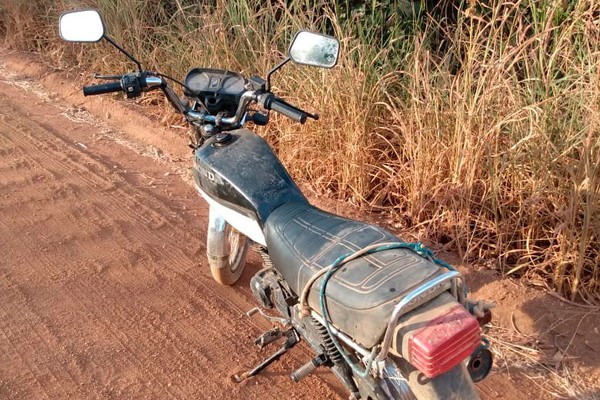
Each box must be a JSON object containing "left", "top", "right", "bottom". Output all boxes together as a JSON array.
[{"left": 206, "top": 207, "right": 250, "bottom": 285}]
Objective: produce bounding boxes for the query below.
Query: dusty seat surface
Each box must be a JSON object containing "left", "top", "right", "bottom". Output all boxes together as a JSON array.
[{"left": 264, "top": 202, "right": 444, "bottom": 348}]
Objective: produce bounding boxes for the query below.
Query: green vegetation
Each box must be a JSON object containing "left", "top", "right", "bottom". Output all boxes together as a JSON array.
[{"left": 1, "top": 0, "right": 598, "bottom": 302}]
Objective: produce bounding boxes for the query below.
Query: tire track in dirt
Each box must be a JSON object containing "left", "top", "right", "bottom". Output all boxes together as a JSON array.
[
  {"left": 0, "top": 101, "right": 237, "bottom": 398},
  {"left": 0, "top": 271, "right": 87, "bottom": 399},
  {"left": 0, "top": 289, "right": 54, "bottom": 400},
  {"left": 0, "top": 77, "right": 342, "bottom": 400},
  {"left": 5, "top": 245, "right": 189, "bottom": 399}
]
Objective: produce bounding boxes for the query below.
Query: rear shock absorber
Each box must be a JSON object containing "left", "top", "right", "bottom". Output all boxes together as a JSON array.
[
  {"left": 312, "top": 316, "right": 344, "bottom": 365},
  {"left": 310, "top": 317, "right": 360, "bottom": 397}
]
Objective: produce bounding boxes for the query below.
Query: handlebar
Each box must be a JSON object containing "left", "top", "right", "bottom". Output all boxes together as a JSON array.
[
  {"left": 81, "top": 73, "right": 185, "bottom": 113},
  {"left": 82, "top": 72, "right": 313, "bottom": 128},
  {"left": 259, "top": 93, "right": 307, "bottom": 124},
  {"left": 262, "top": 94, "right": 307, "bottom": 124},
  {"left": 83, "top": 81, "right": 122, "bottom": 96},
  {"left": 186, "top": 91, "right": 310, "bottom": 128}
]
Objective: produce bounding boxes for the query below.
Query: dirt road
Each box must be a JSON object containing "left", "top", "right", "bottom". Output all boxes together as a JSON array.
[
  {"left": 0, "top": 64, "right": 349, "bottom": 398},
  {"left": 2, "top": 52, "right": 594, "bottom": 399}
]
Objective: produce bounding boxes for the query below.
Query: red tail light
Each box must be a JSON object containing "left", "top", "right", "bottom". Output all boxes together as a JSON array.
[{"left": 407, "top": 305, "right": 481, "bottom": 378}]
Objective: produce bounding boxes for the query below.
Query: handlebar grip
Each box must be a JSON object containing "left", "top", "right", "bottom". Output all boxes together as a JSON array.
[
  {"left": 261, "top": 94, "right": 307, "bottom": 124},
  {"left": 83, "top": 81, "right": 123, "bottom": 96},
  {"left": 270, "top": 99, "right": 307, "bottom": 124}
]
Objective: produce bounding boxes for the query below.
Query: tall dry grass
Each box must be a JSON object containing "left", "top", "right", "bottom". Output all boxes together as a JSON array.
[{"left": 0, "top": 0, "right": 598, "bottom": 302}]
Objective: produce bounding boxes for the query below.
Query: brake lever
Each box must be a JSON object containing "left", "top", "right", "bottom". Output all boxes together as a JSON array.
[
  {"left": 271, "top": 94, "right": 319, "bottom": 121},
  {"left": 93, "top": 73, "right": 123, "bottom": 80}
]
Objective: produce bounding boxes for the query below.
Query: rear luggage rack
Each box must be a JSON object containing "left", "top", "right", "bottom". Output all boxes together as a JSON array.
[
  {"left": 299, "top": 241, "right": 471, "bottom": 377},
  {"left": 310, "top": 269, "right": 466, "bottom": 375},
  {"left": 375, "top": 270, "right": 464, "bottom": 363}
]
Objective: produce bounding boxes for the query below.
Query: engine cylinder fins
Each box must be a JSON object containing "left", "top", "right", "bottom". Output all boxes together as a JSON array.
[
  {"left": 250, "top": 274, "right": 273, "bottom": 308},
  {"left": 249, "top": 246, "right": 276, "bottom": 309}
]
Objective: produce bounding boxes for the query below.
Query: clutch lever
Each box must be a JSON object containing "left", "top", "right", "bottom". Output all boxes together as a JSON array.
[
  {"left": 307, "top": 112, "right": 319, "bottom": 120},
  {"left": 273, "top": 95, "right": 319, "bottom": 120},
  {"left": 280, "top": 99, "right": 319, "bottom": 120},
  {"left": 94, "top": 73, "right": 124, "bottom": 80}
]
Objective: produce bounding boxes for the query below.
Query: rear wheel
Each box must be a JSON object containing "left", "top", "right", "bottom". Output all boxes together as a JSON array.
[
  {"left": 206, "top": 207, "right": 249, "bottom": 285},
  {"left": 389, "top": 356, "right": 479, "bottom": 400},
  {"left": 352, "top": 356, "right": 479, "bottom": 399}
]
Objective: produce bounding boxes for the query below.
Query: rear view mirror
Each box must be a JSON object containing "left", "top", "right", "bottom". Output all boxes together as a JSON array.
[
  {"left": 59, "top": 10, "right": 105, "bottom": 42},
  {"left": 288, "top": 31, "right": 340, "bottom": 69}
]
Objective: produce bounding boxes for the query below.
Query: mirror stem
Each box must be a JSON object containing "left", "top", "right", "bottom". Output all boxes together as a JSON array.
[
  {"left": 266, "top": 57, "right": 290, "bottom": 92},
  {"left": 103, "top": 35, "right": 143, "bottom": 72}
]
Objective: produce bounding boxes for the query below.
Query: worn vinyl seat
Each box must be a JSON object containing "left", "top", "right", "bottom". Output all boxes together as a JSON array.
[{"left": 264, "top": 202, "right": 445, "bottom": 348}]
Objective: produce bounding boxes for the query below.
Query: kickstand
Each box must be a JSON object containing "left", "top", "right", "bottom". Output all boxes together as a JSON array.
[{"left": 233, "top": 329, "right": 300, "bottom": 383}]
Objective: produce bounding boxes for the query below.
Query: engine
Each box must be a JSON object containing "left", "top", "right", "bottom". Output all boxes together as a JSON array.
[{"left": 250, "top": 268, "right": 295, "bottom": 320}]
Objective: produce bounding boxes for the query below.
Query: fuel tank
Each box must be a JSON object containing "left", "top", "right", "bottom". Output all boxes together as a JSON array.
[{"left": 193, "top": 129, "right": 307, "bottom": 226}]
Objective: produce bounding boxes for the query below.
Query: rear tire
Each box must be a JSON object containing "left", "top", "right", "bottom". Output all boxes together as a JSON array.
[
  {"left": 206, "top": 208, "right": 249, "bottom": 285},
  {"left": 392, "top": 356, "right": 479, "bottom": 400}
]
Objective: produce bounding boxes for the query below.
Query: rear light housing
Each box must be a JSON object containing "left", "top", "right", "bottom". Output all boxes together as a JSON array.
[{"left": 407, "top": 305, "right": 481, "bottom": 378}]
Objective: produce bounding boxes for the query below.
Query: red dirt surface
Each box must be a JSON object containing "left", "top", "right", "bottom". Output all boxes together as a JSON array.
[{"left": 0, "top": 50, "right": 598, "bottom": 399}]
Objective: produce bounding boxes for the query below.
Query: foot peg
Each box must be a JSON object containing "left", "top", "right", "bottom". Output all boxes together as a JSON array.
[
  {"left": 233, "top": 329, "right": 300, "bottom": 383},
  {"left": 291, "top": 354, "right": 327, "bottom": 382}
]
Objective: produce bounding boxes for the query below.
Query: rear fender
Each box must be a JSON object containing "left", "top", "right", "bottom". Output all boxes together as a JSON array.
[
  {"left": 385, "top": 292, "right": 481, "bottom": 399},
  {"left": 393, "top": 356, "right": 479, "bottom": 400}
]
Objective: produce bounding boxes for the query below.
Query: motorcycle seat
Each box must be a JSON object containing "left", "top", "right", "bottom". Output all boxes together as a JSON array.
[{"left": 264, "top": 202, "right": 445, "bottom": 349}]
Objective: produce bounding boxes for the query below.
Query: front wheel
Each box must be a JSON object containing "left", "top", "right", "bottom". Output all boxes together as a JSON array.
[{"left": 206, "top": 207, "right": 249, "bottom": 285}]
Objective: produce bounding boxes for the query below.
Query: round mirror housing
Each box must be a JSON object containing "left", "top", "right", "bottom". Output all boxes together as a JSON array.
[
  {"left": 59, "top": 10, "right": 105, "bottom": 43},
  {"left": 288, "top": 31, "right": 340, "bottom": 69}
]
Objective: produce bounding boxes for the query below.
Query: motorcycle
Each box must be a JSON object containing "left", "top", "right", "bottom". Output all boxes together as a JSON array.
[{"left": 59, "top": 9, "right": 494, "bottom": 399}]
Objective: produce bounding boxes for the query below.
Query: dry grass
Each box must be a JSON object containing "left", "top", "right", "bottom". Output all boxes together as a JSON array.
[
  {"left": 0, "top": 0, "right": 598, "bottom": 302},
  {"left": 485, "top": 307, "right": 600, "bottom": 399}
]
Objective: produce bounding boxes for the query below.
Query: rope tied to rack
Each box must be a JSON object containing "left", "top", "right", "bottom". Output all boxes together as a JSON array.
[
  {"left": 298, "top": 241, "right": 456, "bottom": 316},
  {"left": 298, "top": 241, "right": 458, "bottom": 378}
]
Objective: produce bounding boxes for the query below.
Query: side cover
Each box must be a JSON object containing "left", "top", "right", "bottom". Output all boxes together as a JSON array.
[{"left": 193, "top": 129, "right": 308, "bottom": 226}]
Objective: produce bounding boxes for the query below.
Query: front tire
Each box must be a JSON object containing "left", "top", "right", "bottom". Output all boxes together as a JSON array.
[{"left": 206, "top": 207, "right": 249, "bottom": 285}]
